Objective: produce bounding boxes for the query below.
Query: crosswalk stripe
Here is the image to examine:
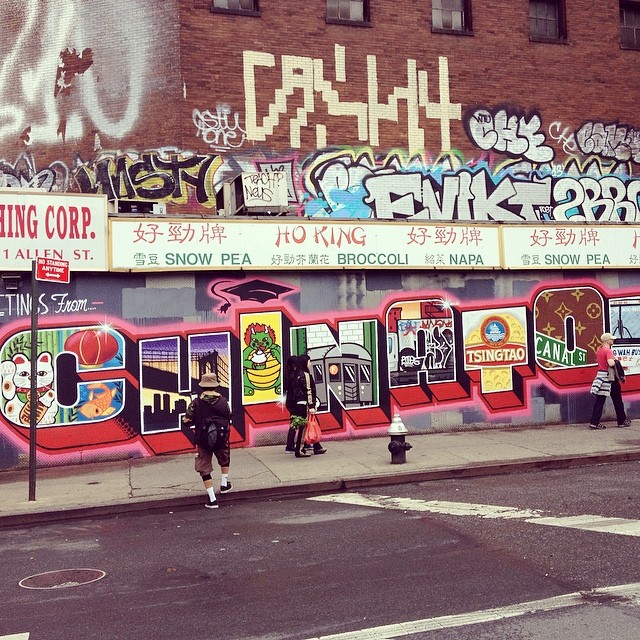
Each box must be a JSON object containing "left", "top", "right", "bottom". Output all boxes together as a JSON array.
[
  {"left": 309, "top": 493, "right": 640, "bottom": 537},
  {"left": 530, "top": 515, "right": 640, "bottom": 536},
  {"left": 301, "top": 582, "right": 640, "bottom": 640},
  {"left": 0, "top": 634, "right": 30, "bottom": 640}
]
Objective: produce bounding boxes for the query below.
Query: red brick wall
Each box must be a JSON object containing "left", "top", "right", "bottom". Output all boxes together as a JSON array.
[
  {"left": 179, "top": 0, "right": 639, "bottom": 158},
  {"left": 1, "top": 1, "right": 183, "bottom": 182},
  {"left": 2, "top": 1, "right": 638, "bottom": 209}
]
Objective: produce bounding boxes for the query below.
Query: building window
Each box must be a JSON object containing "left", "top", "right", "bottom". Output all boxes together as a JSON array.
[
  {"left": 432, "top": 0, "right": 472, "bottom": 33},
  {"left": 327, "top": 0, "right": 370, "bottom": 24},
  {"left": 212, "top": 0, "right": 259, "bottom": 14},
  {"left": 529, "top": 0, "right": 566, "bottom": 41},
  {"left": 621, "top": 2, "right": 640, "bottom": 49}
]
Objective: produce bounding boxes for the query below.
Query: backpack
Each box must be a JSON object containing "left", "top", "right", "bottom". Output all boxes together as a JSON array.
[{"left": 194, "top": 396, "right": 230, "bottom": 449}]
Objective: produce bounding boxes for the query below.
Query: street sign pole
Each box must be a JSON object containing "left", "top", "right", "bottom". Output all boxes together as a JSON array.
[
  {"left": 27, "top": 257, "right": 69, "bottom": 500},
  {"left": 28, "top": 260, "right": 39, "bottom": 501}
]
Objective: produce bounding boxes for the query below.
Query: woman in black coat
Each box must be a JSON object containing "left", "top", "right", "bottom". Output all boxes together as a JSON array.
[{"left": 284, "top": 355, "right": 326, "bottom": 457}]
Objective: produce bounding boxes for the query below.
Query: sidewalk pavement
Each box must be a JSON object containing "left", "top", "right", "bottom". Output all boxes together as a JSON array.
[{"left": 2, "top": 423, "right": 640, "bottom": 528}]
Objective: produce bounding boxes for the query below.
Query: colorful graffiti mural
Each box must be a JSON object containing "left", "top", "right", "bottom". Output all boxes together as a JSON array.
[
  {"left": 12, "top": 143, "right": 638, "bottom": 220},
  {"left": 301, "top": 149, "right": 640, "bottom": 221},
  {"left": 4, "top": 11, "right": 640, "bottom": 476},
  {"left": 1, "top": 273, "right": 639, "bottom": 470},
  {"left": 72, "top": 149, "right": 222, "bottom": 208},
  {"left": 5, "top": 121, "right": 640, "bottom": 225}
]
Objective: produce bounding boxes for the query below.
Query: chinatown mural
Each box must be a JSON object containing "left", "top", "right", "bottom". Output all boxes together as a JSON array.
[
  {"left": 0, "top": 271, "right": 639, "bottom": 470},
  {"left": 5, "top": 11, "right": 640, "bottom": 472}
]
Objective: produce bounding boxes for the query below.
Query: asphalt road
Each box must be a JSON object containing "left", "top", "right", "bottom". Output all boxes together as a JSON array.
[{"left": 3, "top": 462, "right": 640, "bottom": 640}]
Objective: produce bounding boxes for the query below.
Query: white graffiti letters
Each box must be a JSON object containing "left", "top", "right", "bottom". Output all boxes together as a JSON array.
[
  {"left": 2, "top": 1, "right": 157, "bottom": 144},
  {"left": 363, "top": 171, "right": 551, "bottom": 221},
  {"left": 553, "top": 175, "right": 640, "bottom": 222},
  {"left": 306, "top": 151, "right": 640, "bottom": 222},
  {"left": 361, "top": 169, "right": 640, "bottom": 222},
  {"left": 193, "top": 105, "right": 247, "bottom": 150},
  {"left": 548, "top": 121, "right": 578, "bottom": 155},
  {"left": 466, "top": 108, "right": 554, "bottom": 163},
  {"left": 243, "top": 46, "right": 461, "bottom": 153},
  {"left": 575, "top": 121, "right": 640, "bottom": 164}
]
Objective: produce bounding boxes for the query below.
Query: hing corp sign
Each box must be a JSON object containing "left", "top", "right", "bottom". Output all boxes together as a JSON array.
[{"left": 0, "top": 189, "right": 108, "bottom": 271}]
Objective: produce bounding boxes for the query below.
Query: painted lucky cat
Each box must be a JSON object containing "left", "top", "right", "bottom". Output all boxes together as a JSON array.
[{"left": 1, "top": 352, "right": 58, "bottom": 426}]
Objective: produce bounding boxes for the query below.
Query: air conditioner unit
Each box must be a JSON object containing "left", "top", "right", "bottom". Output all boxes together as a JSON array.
[
  {"left": 221, "top": 174, "right": 245, "bottom": 216},
  {"left": 108, "top": 199, "right": 166, "bottom": 215}
]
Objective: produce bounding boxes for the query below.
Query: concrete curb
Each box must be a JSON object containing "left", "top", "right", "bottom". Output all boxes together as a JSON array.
[{"left": 2, "top": 450, "right": 640, "bottom": 529}]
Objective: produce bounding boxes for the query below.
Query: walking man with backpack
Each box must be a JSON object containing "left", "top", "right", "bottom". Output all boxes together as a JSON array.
[{"left": 183, "top": 373, "right": 233, "bottom": 509}]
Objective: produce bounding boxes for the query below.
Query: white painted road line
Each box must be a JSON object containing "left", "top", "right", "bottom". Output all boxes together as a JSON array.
[
  {"left": 0, "top": 634, "right": 30, "bottom": 640},
  {"left": 310, "top": 493, "right": 542, "bottom": 519},
  {"left": 309, "top": 493, "right": 640, "bottom": 537},
  {"left": 530, "top": 515, "right": 640, "bottom": 536},
  {"left": 302, "top": 582, "right": 640, "bottom": 640}
]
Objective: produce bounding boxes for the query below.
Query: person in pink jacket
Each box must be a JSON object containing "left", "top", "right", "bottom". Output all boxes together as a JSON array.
[{"left": 589, "top": 333, "right": 631, "bottom": 430}]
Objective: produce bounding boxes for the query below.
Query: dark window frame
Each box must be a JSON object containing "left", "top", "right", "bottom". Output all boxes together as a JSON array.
[
  {"left": 621, "top": 1, "right": 640, "bottom": 50},
  {"left": 431, "top": 0, "right": 473, "bottom": 36},
  {"left": 326, "top": 0, "right": 372, "bottom": 27},
  {"left": 529, "top": 0, "right": 568, "bottom": 43},
  {"left": 344, "top": 363, "right": 357, "bottom": 384},
  {"left": 211, "top": 0, "right": 260, "bottom": 17}
]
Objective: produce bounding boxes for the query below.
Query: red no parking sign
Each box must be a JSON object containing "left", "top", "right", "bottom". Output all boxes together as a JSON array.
[{"left": 35, "top": 257, "right": 70, "bottom": 284}]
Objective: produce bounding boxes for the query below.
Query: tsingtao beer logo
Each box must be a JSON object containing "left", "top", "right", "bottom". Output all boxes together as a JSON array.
[
  {"left": 480, "top": 317, "right": 509, "bottom": 348},
  {"left": 464, "top": 312, "right": 527, "bottom": 368}
]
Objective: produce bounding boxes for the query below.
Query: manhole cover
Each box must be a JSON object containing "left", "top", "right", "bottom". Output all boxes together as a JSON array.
[{"left": 19, "top": 568, "right": 106, "bottom": 590}]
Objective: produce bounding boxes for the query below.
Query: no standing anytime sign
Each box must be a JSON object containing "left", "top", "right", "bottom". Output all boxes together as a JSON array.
[{"left": 36, "top": 257, "right": 70, "bottom": 284}]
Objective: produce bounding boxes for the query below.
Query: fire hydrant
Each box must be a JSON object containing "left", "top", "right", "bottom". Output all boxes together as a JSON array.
[{"left": 387, "top": 413, "right": 412, "bottom": 464}]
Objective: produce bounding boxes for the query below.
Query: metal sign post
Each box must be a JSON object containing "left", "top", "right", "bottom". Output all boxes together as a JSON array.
[
  {"left": 27, "top": 257, "right": 70, "bottom": 501},
  {"left": 28, "top": 260, "right": 39, "bottom": 501}
]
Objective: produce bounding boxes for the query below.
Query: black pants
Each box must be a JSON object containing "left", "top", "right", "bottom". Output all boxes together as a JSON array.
[
  {"left": 286, "top": 405, "right": 322, "bottom": 454},
  {"left": 590, "top": 380, "right": 627, "bottom": 426}
]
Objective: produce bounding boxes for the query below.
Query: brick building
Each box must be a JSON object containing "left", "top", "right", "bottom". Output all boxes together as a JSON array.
[
  {"left": 3, "top": 1, "right": 640, "bottom": 214},
  {"left": 1, "top": 1, "right": 640, "bottom": 470}
]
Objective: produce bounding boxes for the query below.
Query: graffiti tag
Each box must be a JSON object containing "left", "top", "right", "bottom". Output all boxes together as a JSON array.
[
  {"left": 465, "top": 107, "right": 554, "bottom": 163},
  {"left": 193, "top": 105, "right": 247, "bottom": 150}
]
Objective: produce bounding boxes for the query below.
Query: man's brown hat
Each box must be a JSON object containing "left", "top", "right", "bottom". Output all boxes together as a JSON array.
[{"left": 199, "top": 373, "right": 221, "bottom": 389}]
